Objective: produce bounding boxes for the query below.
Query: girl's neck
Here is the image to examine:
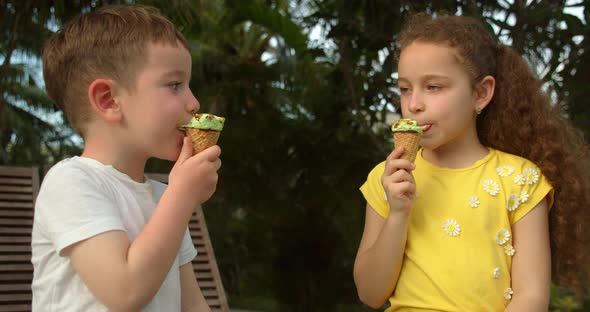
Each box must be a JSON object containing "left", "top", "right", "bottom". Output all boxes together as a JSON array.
[{"left": 422, "top": 140, "right": 489, "bottom": 169}]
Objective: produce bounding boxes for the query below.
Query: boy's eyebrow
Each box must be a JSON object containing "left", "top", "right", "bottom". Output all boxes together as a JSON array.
[{"left": 161, "top": 69, "right": 190, "bottom": 79}]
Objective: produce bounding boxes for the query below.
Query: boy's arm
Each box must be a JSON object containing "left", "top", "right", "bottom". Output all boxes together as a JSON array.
[
  {"left": 180, "top": 262, "right": 211, "bottom": 312},
  {"left": 505, "top": 197, "right": 551, "bottom": 312},
  {"left": 64, "top": 141, "right": 221, "bottom": 311}
]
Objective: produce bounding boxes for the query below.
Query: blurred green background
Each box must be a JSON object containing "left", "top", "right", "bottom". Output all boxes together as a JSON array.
[{"left": 1, "top": 0, "right": 588, "bottom": 311}]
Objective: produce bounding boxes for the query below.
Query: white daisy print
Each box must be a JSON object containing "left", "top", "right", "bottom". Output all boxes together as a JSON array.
[
  {"left": 524, "top": 168, "right": 540, "bottom": 185},
  {"left": 504, "top": 245, "right": 516, "bottom": 256},
  {"left": 506, "top": 194, "right": 520, "bottom": 212},
  {"left": 468, "top": 196, "right": 480, "bottom": 208},
  {"left": 496, "top": 229, "right": 511, "bottom": 245},
  {"left": 504, "top": 288, "right": 514, "bottom": 300},
  {"left": 442, "top": 219, "right": 461, "bottom": 237},
  {"left": 483, "top": 179, "right": 500, "bottom": 196},
  {"left": 514, "top": 174, "right": 525, "bottom": 186},
  {"left": 496, "top": 166, "right": 515, "bottom": 177},
  {"left": 519, "top": 191, "right": 529, "bottom": 203},
  {"left": 493, "top": 267, "right": 500, "bottom": 279}
]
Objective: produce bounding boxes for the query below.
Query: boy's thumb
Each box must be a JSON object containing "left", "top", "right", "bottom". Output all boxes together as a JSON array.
[{"left": 176, "top": 137, "right": 194, "bottom": 163}]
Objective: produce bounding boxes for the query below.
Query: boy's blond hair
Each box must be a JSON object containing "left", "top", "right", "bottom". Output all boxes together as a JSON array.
[{"left": 42, "top": 5, "right": 190, "bottom": 136}]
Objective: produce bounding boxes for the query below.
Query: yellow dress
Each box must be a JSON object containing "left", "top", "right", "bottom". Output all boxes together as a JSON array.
[{"left": 360, "top": 148, "right": 553, "bottom": 311}]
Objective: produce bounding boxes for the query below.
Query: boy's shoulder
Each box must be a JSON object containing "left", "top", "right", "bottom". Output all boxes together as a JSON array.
[
  {"left": 40, "top": 157, "right": 118, "bottom": 198},
  {"left": 44, "top": 156, "right": 100, "bottom": 182}
]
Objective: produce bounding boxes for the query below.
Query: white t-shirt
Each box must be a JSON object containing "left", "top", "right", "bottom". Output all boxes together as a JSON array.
[{"left": 31, "top": 156, "right": 197, "bottom": 311}]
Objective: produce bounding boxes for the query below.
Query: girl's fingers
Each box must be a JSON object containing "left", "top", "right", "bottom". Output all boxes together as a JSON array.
[
  {"left": 383, "top": 158, "right": 415, "bottom": 177},
  {"left": 384, "top": 181, "right": 416, "bottom": 200},
  {"left": 390, "top": 169, "right": 415, "bottom": 184},
  {"left": 387, "top": 146, "right": 405, "bottom": 162}
]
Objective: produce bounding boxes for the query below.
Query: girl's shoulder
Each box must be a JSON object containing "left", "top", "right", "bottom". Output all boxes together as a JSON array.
[{"left": 490, "top": 148, "right": 540, "bottom": 170}]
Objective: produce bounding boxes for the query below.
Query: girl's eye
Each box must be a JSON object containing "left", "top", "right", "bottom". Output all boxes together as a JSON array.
[
  {"left": 399, "top": 87, "right": 410, "bottom": 94},
  {"left": 427, "top": 85, "right": 441, "bottom": 91}
]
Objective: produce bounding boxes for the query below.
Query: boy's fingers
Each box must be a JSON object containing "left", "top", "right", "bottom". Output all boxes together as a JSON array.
[
  {"left": 199, "top": 145, "right": 221, "bottom": 161},
  {"left": 176, "top": 137, "right": 194, "bottom": 163}
]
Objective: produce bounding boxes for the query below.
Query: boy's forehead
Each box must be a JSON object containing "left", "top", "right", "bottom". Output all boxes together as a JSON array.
[{"left": 144, "top": 42, "right": 192, "bottom": 74}]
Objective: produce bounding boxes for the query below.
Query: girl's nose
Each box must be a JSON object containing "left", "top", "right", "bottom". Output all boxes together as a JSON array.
[{"left": 408, "top": 92, "right": 425, "bottom": 113}]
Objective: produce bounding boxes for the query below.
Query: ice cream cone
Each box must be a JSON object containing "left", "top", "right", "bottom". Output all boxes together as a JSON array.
[
  {"left": 393, "top": 131, "right": 421, "bottom": 162},
  {"left": 186, "top": 128, "right": 221, "bottom": 154},
  {"left": 179, "top": 113, "right": 225, "bottom": 154},
  {"left": 391, "top": 118, "right": 423, "bottom": 162}
]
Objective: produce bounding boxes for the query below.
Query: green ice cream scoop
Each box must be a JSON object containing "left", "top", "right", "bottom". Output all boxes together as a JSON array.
[
  {"left": 179, "top": 113, "right": 225, "bottom": 131},
  {"left": 391, "top": 118, "right": 423, "bottom": 133}
]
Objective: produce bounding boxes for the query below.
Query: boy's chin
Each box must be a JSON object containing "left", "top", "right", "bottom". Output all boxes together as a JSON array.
[{"left": 155, "top": 150, "right": 182, "bottom": 162}]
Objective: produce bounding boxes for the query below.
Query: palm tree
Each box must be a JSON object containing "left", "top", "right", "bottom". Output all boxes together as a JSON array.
[{"left": 0, "top": 1, "right": 100, "bottom": 165}]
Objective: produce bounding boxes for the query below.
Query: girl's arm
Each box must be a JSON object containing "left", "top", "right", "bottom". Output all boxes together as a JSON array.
[
  {"left": 505, "top": 197, "right": 551, "bottom": 312},
  {"left": 354, "top": 147, "right": 415, "bottom": 308},
  {"left": 180, "top": 262, "right": 211, "bottom": 312},
  {"left": 353, "top": 205, "right": 410, "bottom": 308}
]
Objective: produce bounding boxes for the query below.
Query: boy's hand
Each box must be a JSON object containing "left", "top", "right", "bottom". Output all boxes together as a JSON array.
[
  {"left": 381, "top": 146, "right": 416, "bottom": 218},
  {"left": 169, "top": 137, "right": 221, "bottom": 207}
]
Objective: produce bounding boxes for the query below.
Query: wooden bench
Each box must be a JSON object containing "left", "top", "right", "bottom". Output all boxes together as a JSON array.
[
  {"left": 0, "top": 166, "right": 228, "bottom": 312},
  {"left": 147, "top": 173, "right": 229, "bottom": 312},
  {"left": 0, "top": 166, "right": 39, "bottom": 312}
]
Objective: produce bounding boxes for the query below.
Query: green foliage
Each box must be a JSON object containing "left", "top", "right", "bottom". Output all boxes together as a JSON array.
[
  {"left": 2, "top": 0, "right": 589, "bottom": 310},
  {"left": 550, "top": 284, "right": 590, "bottom": 312}
]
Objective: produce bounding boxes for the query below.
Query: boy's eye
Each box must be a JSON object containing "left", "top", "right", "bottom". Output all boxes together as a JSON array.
[
  {"left": 169, "top": 82, "right": 181, "bottom": 91},
  {"left": 399, "top": 87, "right": 410, "bottom": 94},
  {"left": 427, "top": 85, "right": 441, "bottom": 91}
]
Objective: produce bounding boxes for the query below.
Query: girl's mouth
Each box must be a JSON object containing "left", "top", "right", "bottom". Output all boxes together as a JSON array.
[{"left": 421, "top": 124, "right": 432, "bottom": 132}]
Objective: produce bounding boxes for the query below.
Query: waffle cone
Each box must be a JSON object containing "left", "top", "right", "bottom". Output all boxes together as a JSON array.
[
  {"left": 186, "top": 128, "right": 221, "bottom": 153},
  {"left": 393, "top": 131, "right": 421, "bottom": 162}
]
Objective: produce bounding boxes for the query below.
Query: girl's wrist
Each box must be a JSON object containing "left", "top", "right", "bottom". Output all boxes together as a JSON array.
[{"left": 387, "top": 210, "right": 411, "bottom": 227}]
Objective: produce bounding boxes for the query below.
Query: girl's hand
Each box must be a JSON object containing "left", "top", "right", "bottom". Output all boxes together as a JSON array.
[{"left": 381, "top": 146, "right": 416, "bottom": 217}]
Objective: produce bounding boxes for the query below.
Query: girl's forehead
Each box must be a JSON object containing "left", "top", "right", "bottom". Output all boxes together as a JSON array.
[{"left": 398, "top": 42, "right": 466, "bottom": 77}]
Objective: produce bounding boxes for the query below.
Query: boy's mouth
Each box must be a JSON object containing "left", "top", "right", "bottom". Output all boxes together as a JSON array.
[{"left": 420, "top": 124, "right": 432, "bottom": 132}]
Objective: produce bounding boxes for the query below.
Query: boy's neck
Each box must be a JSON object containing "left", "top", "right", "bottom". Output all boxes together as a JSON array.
[{"left": 81, "top": 136, "right": 148, "bottom": 183}]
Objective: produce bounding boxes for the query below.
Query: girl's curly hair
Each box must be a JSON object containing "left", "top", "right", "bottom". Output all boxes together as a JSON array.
[{"left": 398, "top": 13, "right": 590, "bottom": 295}]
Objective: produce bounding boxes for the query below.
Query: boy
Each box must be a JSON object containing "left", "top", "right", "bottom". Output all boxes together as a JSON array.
[{"left": 31, "top": 5, "right": 221, "bottom": 311}]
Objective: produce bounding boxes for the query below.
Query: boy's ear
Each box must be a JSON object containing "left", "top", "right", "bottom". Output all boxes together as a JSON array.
[
  {"left": 474, "top": 75, "right": 495, "bottom": 111},
  {"left": 88, "top": 78, "right": 122, "bottom": 123}
]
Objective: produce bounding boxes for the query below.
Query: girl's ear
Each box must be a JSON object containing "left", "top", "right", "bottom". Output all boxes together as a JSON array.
[
  {"left": 474, "top": 75, "right": 495, "bottom": 111},
  {"left": 87, "top": 78, "right": 122, "bottom": 123}
]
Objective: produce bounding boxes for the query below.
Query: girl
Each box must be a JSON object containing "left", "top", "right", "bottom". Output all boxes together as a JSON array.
[{"left": 354, "top": 14, "right": 590, "bottom": 311}]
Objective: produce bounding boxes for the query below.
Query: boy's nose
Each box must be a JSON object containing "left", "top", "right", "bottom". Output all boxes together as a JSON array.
[{"left": 187, "top": 92, "right": 200, "bottom": 114}]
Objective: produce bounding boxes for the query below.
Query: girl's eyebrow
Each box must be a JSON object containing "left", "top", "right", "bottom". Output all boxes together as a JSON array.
[
  {"left": 422, "top": 74, "right": 450, "bottom": 81},
  {"left": 398, "top": 74, "right": 450, "bottom": 84}
]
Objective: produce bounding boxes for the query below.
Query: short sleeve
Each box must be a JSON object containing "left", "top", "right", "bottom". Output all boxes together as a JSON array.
[
  {"left": 35, "top": 162, "right": 125, "bottom": 254},
  {"left": 359, "top": 161, "right": 390, "bottom": 218},
  {"left": 178, "top": 227, "right": 198, "bottom": 266},
  {"left": 509, "top": 162, "right": 554, "bottom": 224}
]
